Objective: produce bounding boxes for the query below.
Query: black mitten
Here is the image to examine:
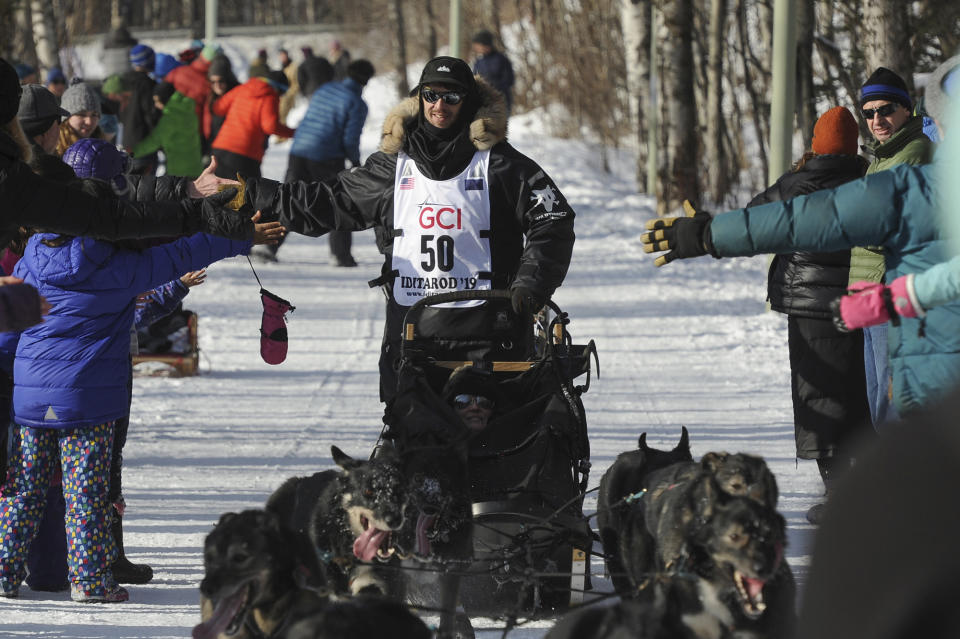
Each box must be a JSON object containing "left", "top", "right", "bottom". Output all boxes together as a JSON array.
[
  {"left": 197, "top": 187, "right": 252, "bottom": 240},
  {"left": 510, "top": 286, "right": 545, "bottom": 315},
  {"left": 640, "top": 200, "right": 719, "bottom": 266}
]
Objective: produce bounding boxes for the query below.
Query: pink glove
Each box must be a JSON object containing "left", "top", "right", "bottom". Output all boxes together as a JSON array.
[{"left": 833, "top": 276, "right": 923, "bottom": 331}]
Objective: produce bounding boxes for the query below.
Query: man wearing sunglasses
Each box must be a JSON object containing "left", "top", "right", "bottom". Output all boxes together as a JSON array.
[
  {"left": 229, "top": 56, "right": 576, "bottom": 402},
  {"left": 854, "top": 67, "right": 934, "bottom": 429}
]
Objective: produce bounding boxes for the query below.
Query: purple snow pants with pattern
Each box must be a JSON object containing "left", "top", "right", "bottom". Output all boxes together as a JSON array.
[{"left": 0, "top": 422, "right": 117, "bottom": 593}]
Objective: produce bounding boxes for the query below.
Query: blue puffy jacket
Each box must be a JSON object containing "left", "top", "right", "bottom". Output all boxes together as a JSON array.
[
  {"left": 290, "top": 78, "right": 368, "bottom": 166},
  {"left": 709, "top": 159, "right": 957, "bottom": 415},
  {"left": 0, "top": 233, "right": 250, "bottom": 428}
]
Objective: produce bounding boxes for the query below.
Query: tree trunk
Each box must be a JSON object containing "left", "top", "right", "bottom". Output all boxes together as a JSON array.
[
  {"left": 13, "top": 2, "right": 37, "bottom": 68},
  {"left": 795, "top": 0, "right": 815, "bottom": 151},
  {"left": 660, "top": 0, "right": 699, "bottom": 213},
  {"left": 425, "top": 0, "right": 438, "bottom": 59},
  {"left": 393, "top": 0, "right": 409, "bottom": 98},
  {"left": 29, "top": 0, "right": 58, "bottom": 70},
  {"left": 737, "top": 0, "right": 769, "bottom": 186},
  {"left": 705, "top": 0, "right": 728, "bottom": 202},
  {"left": 860, "top": 0, "right": 914, "bottom": 91},
  {"left": 621, "top": 0, "right": 651, "bottom": 188}
]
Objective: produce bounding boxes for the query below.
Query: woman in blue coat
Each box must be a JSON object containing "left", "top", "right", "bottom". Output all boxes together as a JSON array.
[{"left": 0, "top": 181, "right": 271, "bottom": 602}]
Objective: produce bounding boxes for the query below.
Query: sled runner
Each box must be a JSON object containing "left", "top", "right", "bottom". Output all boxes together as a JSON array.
[{"left": 383, "top": 290, "right": 598, "bottom": 619}]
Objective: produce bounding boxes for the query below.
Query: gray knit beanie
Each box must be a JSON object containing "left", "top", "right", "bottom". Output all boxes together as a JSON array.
[
  {"left": 925, "top": 55, "right": 960, "bottom": 128},
  {"left": 60, "top": 82, "right": 101, "bottom": 117}
]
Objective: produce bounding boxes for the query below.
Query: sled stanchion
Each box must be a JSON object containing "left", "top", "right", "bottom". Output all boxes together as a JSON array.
[{"left": 569, "top": 548, "right": 587, "bottom": 606}]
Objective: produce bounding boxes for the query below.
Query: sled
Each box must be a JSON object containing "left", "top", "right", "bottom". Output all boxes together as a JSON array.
[
  {"left": 132, "top": 312, "right": 200, "bottom": 377},
  {"left": 384, "top": 290, "right": 598, "bottom": 619}
]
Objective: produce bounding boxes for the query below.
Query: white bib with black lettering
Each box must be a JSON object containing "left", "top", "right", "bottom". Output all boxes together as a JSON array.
[{"left": 391, "top": 150, "right": 491, "bottom": 307}]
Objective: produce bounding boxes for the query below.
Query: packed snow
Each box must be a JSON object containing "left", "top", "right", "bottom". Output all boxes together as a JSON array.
[{"left": 2, "top": 41, "right": 823, "bottom": 638}]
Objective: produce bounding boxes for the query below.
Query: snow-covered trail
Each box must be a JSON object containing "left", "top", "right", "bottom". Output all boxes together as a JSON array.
[{"left": 2, "top": 88, "right": 821, "bottom": 637}]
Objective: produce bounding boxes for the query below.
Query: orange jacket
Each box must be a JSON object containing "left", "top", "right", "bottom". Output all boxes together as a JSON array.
[{"left": 211, "top": 77, "right": 295, "bottom": 161}]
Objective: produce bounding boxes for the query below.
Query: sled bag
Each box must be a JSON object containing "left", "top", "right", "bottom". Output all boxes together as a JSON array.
[{"left": 260, "top": 288, "right": 295, "bottom": 365}]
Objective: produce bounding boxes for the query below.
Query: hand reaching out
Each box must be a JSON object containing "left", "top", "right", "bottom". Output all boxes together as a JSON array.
[
  {"left": 180, "top": 269, "right": 207, "bottom": 288},
  {"left": 188, "top": 156, "right": 240, "bottom": 198},
  {"left": 251, "top": 211, "right": 285, "bottom": 245}
]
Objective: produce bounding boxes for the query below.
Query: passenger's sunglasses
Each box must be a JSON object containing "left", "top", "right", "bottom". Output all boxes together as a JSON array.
[
  {"left": 862, "top": 103, "right": 899, "bottom": 120},
  {"left": 453, "top": 394, "right": 494, "bottom": 410},
  {"left": 422, "top": 88, "right": 465, "bottom": 105}
]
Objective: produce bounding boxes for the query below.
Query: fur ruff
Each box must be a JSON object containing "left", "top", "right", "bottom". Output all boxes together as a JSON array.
[{"left": 379, "top": 76, "right": 508, "bottom": 155}]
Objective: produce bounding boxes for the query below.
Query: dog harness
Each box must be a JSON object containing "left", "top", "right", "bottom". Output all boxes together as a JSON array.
[{"left": 391, "top": 150, "right": 492, "bottom": 307}]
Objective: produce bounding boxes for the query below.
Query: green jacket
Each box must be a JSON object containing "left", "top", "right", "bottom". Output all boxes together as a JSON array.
[
  {"left": 849, "top": 117, "right": 934, "bottom": 285},
  {"left": 132, "top": 92, "right": 205, "bottom": 179}
]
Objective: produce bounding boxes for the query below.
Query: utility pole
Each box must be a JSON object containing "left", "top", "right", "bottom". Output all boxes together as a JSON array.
[
  {"left": 205, "top": 0, "right": 218, "bottom": 43},
  {"left": 449, "top": 0, "right": 462, "bottom": 58},
  {"left": 768, "top": 0, "right": 797, "bottom": 184}
]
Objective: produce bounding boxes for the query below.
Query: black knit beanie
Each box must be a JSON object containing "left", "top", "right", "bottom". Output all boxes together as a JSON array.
[
  {"left": 860, "top": 67, "right": 912, "bottom": 109},
  {"left": 0, "top": 57, "right": 22, "bottom": 125}
]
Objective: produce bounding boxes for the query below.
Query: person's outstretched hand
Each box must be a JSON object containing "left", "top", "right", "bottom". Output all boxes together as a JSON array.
[
  {"left": 640, "top": 200, "right": 718, "bottom": 266},
  {"left": 831, "top": 276, "right": 922, "bottom": 332},
  {"left": 511, "top": 286, "right": 545, "bottom": 315},
  {"left": 251, "top": 211, "right": 285, "bottom": 245},
  {"left": 180, "top": 269, "right": 207, "bottom": 288},
  {"left": 188, "top": 156, "right": 240, "bottom": 197}
]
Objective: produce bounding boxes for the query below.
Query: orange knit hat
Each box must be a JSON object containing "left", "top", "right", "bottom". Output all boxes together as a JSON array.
[{"left": 812, "top": 106, "right": 859, "bottom": 156}]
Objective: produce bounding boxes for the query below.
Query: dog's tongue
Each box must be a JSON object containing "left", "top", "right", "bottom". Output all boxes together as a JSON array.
[
  {"left": 192, "top": 589, "right": 246, "bottom": 639},
  {"left": 744, "top": 576, "right": 766, "bottom": 601},
  {"left": 353, "top": 526, "right": 389, "bottom": 561},
  {"left": 416, "top": 512, "right": 437, "bottom": 557}
]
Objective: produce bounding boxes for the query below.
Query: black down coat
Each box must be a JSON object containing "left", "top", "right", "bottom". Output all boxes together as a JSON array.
[
  {"left": 748, "top": 154, "right": 867, "bottom": 319},
  {"left": 0, "top": 127, "right": 252, "bottom": 241}
]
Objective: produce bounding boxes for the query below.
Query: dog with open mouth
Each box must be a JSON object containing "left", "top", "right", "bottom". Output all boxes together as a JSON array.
[
  {"left": 266, "top": 445, "right": 408, "bottom": 598},
  {"left": 193, "top": 509, "right": 329, "bottom": 639}
]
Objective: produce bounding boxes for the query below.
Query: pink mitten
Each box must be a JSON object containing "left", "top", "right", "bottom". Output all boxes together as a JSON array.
[
  {"left": 834, "top": 276, "right": 920, "bottom": 331},
  {"left": 260, "top": 288, "right": 295, "bottom": 365}
]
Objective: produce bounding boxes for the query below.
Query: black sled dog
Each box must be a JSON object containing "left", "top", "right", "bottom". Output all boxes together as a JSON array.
[
  {"left": 193, "top": 509, "right": 328, "bottom": 639},
  {"left": 597, "top": 427, "right": 692, "bottom": 593},
  {"left": 266, "top": 445, "right": 408, "bottom": 597}
]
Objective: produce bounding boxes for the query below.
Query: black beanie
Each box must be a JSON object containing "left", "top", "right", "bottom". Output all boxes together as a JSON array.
[
  {"left": 0, "top": 57, "right": 22, "bottom": 124},
  {"left": 152, "top": 81, "right": 176, "bottom": 105},
  {"left": 860, "top": 67, "right": 912, "bottom": 109},
  {"left": 347, "top": 59, "right": 375, "bottom": 86}
]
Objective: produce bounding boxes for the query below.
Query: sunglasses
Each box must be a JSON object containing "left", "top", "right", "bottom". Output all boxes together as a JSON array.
[
  {"left": 862, "top": 103, "right": 899, "bottom": 120},
  {"left": 422, "top": 88, "right": 465, "bottom": 106},
  {"left": 453, "top": 394, "right": 494, "bottom": 410}
]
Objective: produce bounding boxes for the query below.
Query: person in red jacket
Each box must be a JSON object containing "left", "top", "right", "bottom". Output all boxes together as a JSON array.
[
  {"left": 165, "top": 44, "right": 221, "bottom": 141},
  {"left": 210, "top": 70, "right": 295, "bottom": 179}
]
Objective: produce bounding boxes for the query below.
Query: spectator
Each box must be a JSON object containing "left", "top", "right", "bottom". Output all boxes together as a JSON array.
[
  {"left": 120, "top": 44, "right": 160, "bottom": 174},
  {"left": 441, "top": 365, "right": 499, "bottom": 432},
  {"left": 854, "top": 67, "right": 934, "bottom": 429},
  {"left": 45, "top": 67, "right": 67, "bottom": 98},
  {"left": 132, "top": 82, "right": 204, "bottom": 178},
  {"left": 248, "top": 49, "right": 269, "bottom": 79},
  {"left": 17, "top": 84, "right": 69, "bottom": 160},
  {"left": 267, "top": 59, "right": 374, "bottom": 265},
  {"left": 296, "top": 54, "right": 334, "bottom": 99},
  {"left": 0, "top": 176, "right": 257, "bottom": 602},
  {"left": 222, "top": 57, "right": 575, "bottom": 402},
  {"left": 328, "top": 40, "right": 350, "bottom": 81},
  {"left": 277, "top": 47, "right": 301, "bottom": 129},
  {"left": 746, "top": 106, "right": 872, "bottom": 525},
  {"left": 471, "top": 30, "right": 515, "bottom": 114},
  {"left": 167, "top": 43, "right": 222, "bottom": 139},
  {"left": 55, "top": 82, "right": 106, "bottom": 157},
  {"left": 153, "top": 53, "right": 182, "bottom": 83},
  {"left": 204, "top": 54, "right": 240, "bottom": 155},
  {"left": 13, "top": 63, "right": 36, "bottom": 86},
  {"left": 210, "top": 70, "right": 295, "bottom": 180}
]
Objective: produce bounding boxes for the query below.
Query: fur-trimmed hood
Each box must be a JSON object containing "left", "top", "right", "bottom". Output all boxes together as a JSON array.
[{"left": 379, "top": 76, "right": 508, "bottom": 154}]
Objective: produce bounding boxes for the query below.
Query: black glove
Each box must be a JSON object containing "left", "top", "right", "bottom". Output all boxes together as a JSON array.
[
  {"left": 197, "top": 187, "right": 254, "bottom": 240},
  {"left": 511, "top": 286, "right": 545, "bottom": 315},
  {"left": 640, "top": 201, "right": 718, "bottom": 266}
]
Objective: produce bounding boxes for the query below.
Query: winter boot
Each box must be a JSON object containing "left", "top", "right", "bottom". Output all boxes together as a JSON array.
[
  {"left": 259, "top": 288, "right": 295, "bottom": 365},
  {"left": 71, "top": 582, "right": 129, "bottom": 603},
  {"left": 110, "top": 509, "right": 154, "bottom": 585},
  {"left": 806, "top": 456, "right": 843, "bottom": 525}
]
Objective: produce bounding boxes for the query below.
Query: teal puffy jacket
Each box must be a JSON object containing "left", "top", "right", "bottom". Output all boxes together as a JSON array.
[{"left": 709, "top": 159, "right": 958, "bottom": 415}]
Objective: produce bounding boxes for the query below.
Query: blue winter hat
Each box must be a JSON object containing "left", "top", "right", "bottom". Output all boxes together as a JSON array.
[
  {"left": 45, "top": 67, "right": 66, "bottom": 85},
  {"left": 14, "top": 62, "right": 35, "bottom": 81},
  {"left": 153, "top": 53, "right": 181, "bottom": 81},
  {"left": 62, "top": 138, "right": 130, "bottom": 195},
  {"left": 129, "top": 44, "right": 156, "bottom": 71}
]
